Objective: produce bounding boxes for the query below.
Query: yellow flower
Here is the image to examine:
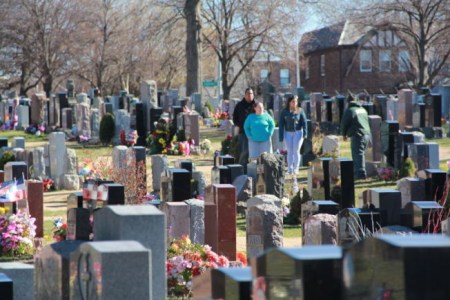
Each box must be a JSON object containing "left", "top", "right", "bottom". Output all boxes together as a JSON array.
[
  {"left": 0, "top": 207, "right": 5, "bottom": 215},
  {"left": 162, "top": 149, "right": 167, "bottom": 154}
]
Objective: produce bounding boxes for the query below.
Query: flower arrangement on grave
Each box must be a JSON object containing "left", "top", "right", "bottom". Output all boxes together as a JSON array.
[
  {"left": 166, "top": 235, "right": 230, "bottom": 298},
  {"left": 42, "top": 178, "right": 55, "bottom": 192},
  {"left": 147, "top": 119, "right": 172, "bottom": 154},
  {"left": 209, "top": 109, "right": 229, "bottom": 127},
  {"left": 120, "top": 129, "right": 138, "bottom": 147},
  {"left": 377, "top": 166, "right": 396, "bottom": 181},
  {"left": 25, "top": 123, "right": 46, "bottom": 136},
  {"left": 0, "top": 211, "right": 36, "bottom": 256},
  {"left": 199, "top": 139, "right": 212, "bottom": 154},
  {"left": 0, "top": 207, "right": 9, "bottom": 216},
  {"left": 78, "top": 134, "right": 90, "bottom": 144},
  {"left": 221, "top": 134, "right": 233, "bottom": 155},
  {"left": 52, "top": 217, "right": 67, "bottom": 242}
]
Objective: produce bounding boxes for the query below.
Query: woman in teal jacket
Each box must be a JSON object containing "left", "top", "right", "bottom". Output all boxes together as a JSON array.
[{"left": 244, "top": 101, "right": 275, "bottom": 160}]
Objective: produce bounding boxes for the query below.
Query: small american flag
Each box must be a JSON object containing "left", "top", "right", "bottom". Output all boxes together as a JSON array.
[{"left": 0, "top": 177, "right": 26, "bottom": 203}]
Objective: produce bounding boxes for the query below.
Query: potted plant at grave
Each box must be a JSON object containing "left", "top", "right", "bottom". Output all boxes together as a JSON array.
[
  {"left": 0, "top": 211, "right": 36, "bottom": 257},
  {"left": 51, "top": 217, "right": 67, "bottom": 242}
]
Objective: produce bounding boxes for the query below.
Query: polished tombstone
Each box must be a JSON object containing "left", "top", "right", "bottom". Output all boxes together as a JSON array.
[
  {"left": 4, "top": 161, "right": 28, "bottom": 181},
  {"left": 337, "top": 208, "right": 381, "bottom": 246},
  {"left": 423, "top": 169, "right": 447, "bottom": 201},
  {"left": 93, "top": 206, "right": 165, "bottom": 299},
  {"left": 164, "top": 168, "right": 192, "bottom": 202},
  {"left": 149, "top": 107, "right": 163, "bottom": 132},
  {"left": 215, "top": 155, "right": 235, "bottom": 166},
  {"left": 369, "top": 189, "right": 402, "bottom": 225},
  {"left": 184, "top": 112, "right": 200, "bottom": 145},
  {"left": 97, "top": 183, "right": 125, "bottom": 206},
  {"left": 361, "top": 102, "right": 375, "bottom": 115},
  {"left": 70, "top": 241, "right": 151, "bottom": 300},
  {"left": 204, "top": 184, "right": 237, "bottom": 260},
  {"left": 424, "top": 93, "right": 442, "bottom": 127},
  {"left": 381, "top": 120, "right": 400, "bottom": 168},
  {"left": 310, "top": 92, "right": 323, "bottom": 123},
  {"left": 345, "top": 235, "right": 450, "bottom": 300},
  {"left": 184, "top": 199, "right": 205, "bottom": 244},
  {"left": 366, "top": 115, "right": 382, "bottom": 162},
  {"left": 176, "top": 159, "right": 194, "bottom": 173},
  {"left": 0, "top": 273, "right": 13, "bottom": 300},
  {"left": 211, "top": 267, "right": 252, "bottom": 300},
  {"left": 66, "top": 208, "right": 90, "bottom": 241},
  {"left": 227, "top": 164, "right": 244, "bottom": 184},
  {"left": 398, "top": 89, "right": 414, "bottom": 129},
  {"left": 301, "top": 200, "right": 340, "bottom": 224},
  {"left": 404, "top": 201, "right": 442, "bottom": 232},
  {"left": 396, "top": 177, "right": 426, "bottom": 208},
  {"left": 252, "top": 246, "right": 343, "bottom": 300},
  {"left": 211, "top": 165, "right": 230, "bottom": 184},
  {"left": 308, "top": 158, "right": 332, "bottom": 201},
  {"left": 407, "top": 142, "right": 439, "bottom": 171},
  {"left": 328, "top": 158, "right": 354, "bottom": 208},
  {"left": 0, "top": 137, "right": 8, "bottom": 148},
  {"left": 324, "top": 98, "right": 333, "bottom": 122},
  {"left": 35, "top": 240, "right": 85, "bottom": 300},
  {"left": 0, "top": 262, "right": 33, "bottom": 300},
  {"left": 333, "top": 95, "right": 346, "bottom": 123}
]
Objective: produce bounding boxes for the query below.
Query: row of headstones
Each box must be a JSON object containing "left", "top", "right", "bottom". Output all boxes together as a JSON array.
[
  {"left": 302, "top": 169, "right": 448, "bottom": 246},
  {"left": 192, "top": 234, "right": 450, "bottom": 299},
  {"left": 0, "top": 133, "right": 79, "bottom": 190}
]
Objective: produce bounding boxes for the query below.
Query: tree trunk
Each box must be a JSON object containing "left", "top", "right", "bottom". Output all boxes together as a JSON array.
[
  {"left": 43, "top": 74, "right": 53, "bottom": 98},
  {"left": 184, "top": 0, "right": 202, "bottom": 96}
]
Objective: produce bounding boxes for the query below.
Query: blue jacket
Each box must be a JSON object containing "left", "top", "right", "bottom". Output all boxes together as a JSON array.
[
  {"left": 278, "top": 108, "right": 308, "bottom": 142},
  {"left": 244, "top": 112, "right": 275, "bottom": 142}
]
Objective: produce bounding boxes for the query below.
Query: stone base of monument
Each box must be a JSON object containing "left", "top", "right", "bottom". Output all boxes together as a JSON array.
[{"left": 422, "top": 126, "right": 444, "bottom": 139}]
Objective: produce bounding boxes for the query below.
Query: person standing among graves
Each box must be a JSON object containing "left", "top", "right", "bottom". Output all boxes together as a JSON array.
[
  {"left": 341, "top": 95, "right": 371, "bottom": 180},
  {"left": 233, "top": 87, "right": 256, "bottom": 168},
  {"left": 244, "top": 101, "right": 275, "bottom": 160},
  {"left": 279, "top": 95, "right": 308, "bottom": 176}
]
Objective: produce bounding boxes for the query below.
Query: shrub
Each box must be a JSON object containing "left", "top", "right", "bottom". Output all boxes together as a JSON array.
[
  {"left": 99, "top": 113, "right": 115, "bottom": 145},
  {"left": 284, "top": 187, "right": 311, "bottom": 225},
  {"left": 204, "top": 102, "right": 214, "bottom": 115},
  {"left": 221, "top": 135, "right": 233, "bottom": 155},
  {"left": 0, "top": 151, "right": 15, "bottom": 170},
  {"left": 398, "top": 157, "right": 416, "bottom": 178}
]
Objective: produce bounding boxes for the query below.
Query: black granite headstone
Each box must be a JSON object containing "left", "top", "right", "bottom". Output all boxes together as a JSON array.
[
  {"left": 325, "top": 99, "right": 333, "bottom": 122},
  {"left": 66, "top": 208, "right": 91, "bottom": 240},
  {"left": 369, "top": 189, "right": 402, "bottom": 225},
  {"left": 362, "top": 102, "right": 374, "bottom": 115},
  {"left": 424, "top": 93, "right": 442, "bottom": 127},
  {"left": 424, "top": 169, "right": 447, "bottom": 201},
  {"left": 0, "top": 273, "right": 13, "bottom": 300},
  {"left": 150, "top": 108, "right": 163, "bottom": 132},
  {"left": 404, "top": 201, "right": 442, "bottom": 232},
  {"left": 329, "top": 158, "right": 355, "bottom": 209},
  {"left": 333, "top": 96, "right": 346, "bottom": 123},
  {"left": 373, "top": 95, "right": 387, "bottom": 120},
  {"left": 102, "top": 183, "right": 125, "bottom": 205},
  {"left": 135, "top": 102, "right": 146, "bottom": 146},
  {"left": 169, "top": 169, "right": 192, "bottom": 201},
  {"left": 212, "top": 166, "right": 230, "bottom": 184},
  {"left": 345, "top": 235, "right": 450, "bottom": 299},
  {"left": 301, "top": 200, "right": 340, "bottom": 223},
  {"left": 253, "top": 246, "right": 343, "bottom": 300},
  {"left": 227, "top": 164, "right": 244, "bottom": 183},
  {"left": 309, "top": 158, "right": 332, "bottom": 201},
  {"left": 337, "top": 208, "right": 382, "bottom": 246},
  {"left": 211, "top": 267, "right": 252, "bottom": 300},
  {"left": 178, "top": 160, "right": 194, "bottom": 173},
  {"left": 381, "top": 120, "right": 400, "bottom": 168},
  {"left": 0, "top": 137, "right": 8, "bottom": 148},
  {"left": 216, "top": 155, "right": 235, "bottom": 166}
]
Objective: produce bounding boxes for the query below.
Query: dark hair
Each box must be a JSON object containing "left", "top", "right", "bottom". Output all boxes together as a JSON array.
[
  {"left": 251, "top": 101, "right": 262, "bottom": 113},
  {"left": 245, "top": 87, "right": 253, "bottom": 94},
  {"left": 347, "top": 94, "right": 355, "bottom": 102},
  {"left": 285, "top": 95, "right": 298, "bottom": 109}
]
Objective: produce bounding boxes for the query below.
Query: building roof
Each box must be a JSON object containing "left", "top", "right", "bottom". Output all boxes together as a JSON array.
[{"left": 299, "top": 20, "right": 374, "bottom": 54}]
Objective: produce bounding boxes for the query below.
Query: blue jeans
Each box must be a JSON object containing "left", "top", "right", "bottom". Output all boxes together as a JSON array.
[
  {"left": 284, "top": 131, "right": 304, "bottom": 174},
  {"left": 248, "top": 139, "right": 272, "bottom": 160},
  {"left": 351, "top": 134, "right": 370, "bottom": 179}
]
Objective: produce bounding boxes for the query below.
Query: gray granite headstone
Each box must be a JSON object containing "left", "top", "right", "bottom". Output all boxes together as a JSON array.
[
  {"left": 93, "top": 205, "right": 165, "bottom": 299},
  {"left": 112, "top": 145, "right": 128, "bottom": 169},
  {"left": 12, "top": 137, "right": 25, "bottom": 149},
  {"left": 151, "top": 155, "right": 169, "bottom": 191},
  {"left": 70, "top": 241, "right": 151, "bottom": 300},
  {"left": 259, "top": 153, "right": 285, "bottom": 198},
  {"left": 185, "top": 199, "right": 205, "bottom": 244},
  {"left": 32, "top": 147, "right": 46, "bottom": 180},
  {"left": 233, "top": 175, "right": 253, "bottom": 202},
  {"left": 192, "top": 170, "right": 206, "bottom": 197},
  {"left": 271, "top": 127, "right": 286, "bottom": 152},
  {"left": 366, "top": 115, "right": 382, "bottom": 162},
  {"left": 161, "top": 202, "right": 190, "bottom": 241},
  {"left": 75, "top": 102, "right": 91, "bottom": 138},
  {"left": 113, "top": 109, "right": 131, "bottom": 144},
  {"left": 407, "top": 142, "right": 439, "bottom": 171},
  {"left": 246, "top": 195, "right": 283, "bottom": 258},
  {"left": 0, "top": 262, "right": 34, "bottom": 300},
  {"left": 34, "top": 240, "right": 85, "bottom": 300},
  {"left": 49, "top": 132, "right": 66, "bottom": 189},
  {"left": 17, "top": 105, "right": 30, "bottom": 129},
  {"left": 322, "top": 135, "right": 340, "bottom": 157},
  {"left": 303, "top": 213, "right": 337, "bottom": 245},
  {"left": 90, "top": 108, "right": 100, "bottom": 142}
]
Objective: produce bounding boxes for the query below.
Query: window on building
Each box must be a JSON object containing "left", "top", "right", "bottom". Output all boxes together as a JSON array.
[
  {"left": 280, "top": 69, "right": 290, "bottom": 87},
  {"left": 360, "top": 50, "right": 372, "bottom": 72},
  {"left": 398, "top": 50, "right": 410, "bottom": 72},
  {"left": 260, "top": 69, "right": 268, "bottom": 81},
  {"left": 320, "top": 54, "right": 325, "bottom": 76},
  {"left": 379, "top": 50, "right": 391, "bottom": 72},
  {"left": 305, "top": 58, "right": 310, "bottom": 80}
]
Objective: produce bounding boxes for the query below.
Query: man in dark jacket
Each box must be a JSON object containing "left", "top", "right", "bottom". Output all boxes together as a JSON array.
[
  {"left": 233, "top": 87, "right": 255, "bottom": 169},
  {"left": 341, "top": 95, "right": 371, "bottom": 179}
]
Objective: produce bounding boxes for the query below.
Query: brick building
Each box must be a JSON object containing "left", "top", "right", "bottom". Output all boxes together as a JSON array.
[{"left": 299, "top": 20, "right": 416, "bottom": 95}]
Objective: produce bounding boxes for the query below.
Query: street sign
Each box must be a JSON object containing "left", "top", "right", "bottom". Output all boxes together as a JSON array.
[{"left": 202, "top": 80, "right": 218, "bottom": 87}]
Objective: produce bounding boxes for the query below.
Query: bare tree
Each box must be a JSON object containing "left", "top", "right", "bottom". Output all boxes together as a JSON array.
[
  {"left": 368, "top": 0, "right": 450, "bottom": 87},
  {"left": 201, "top": 0, "right": 302, "bottom": 100},
  {"left": 184, "top": 0, "right": 203, "bottom": 96}
]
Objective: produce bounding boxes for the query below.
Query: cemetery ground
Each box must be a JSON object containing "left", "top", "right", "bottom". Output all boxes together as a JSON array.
[{"left": 2, "top": 126, "right": 450, "bottom": 255}]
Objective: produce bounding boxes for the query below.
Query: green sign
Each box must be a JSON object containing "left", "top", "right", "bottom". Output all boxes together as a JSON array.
[{"left": 203, "top": 80, "right": 218, "bottom": 87}]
